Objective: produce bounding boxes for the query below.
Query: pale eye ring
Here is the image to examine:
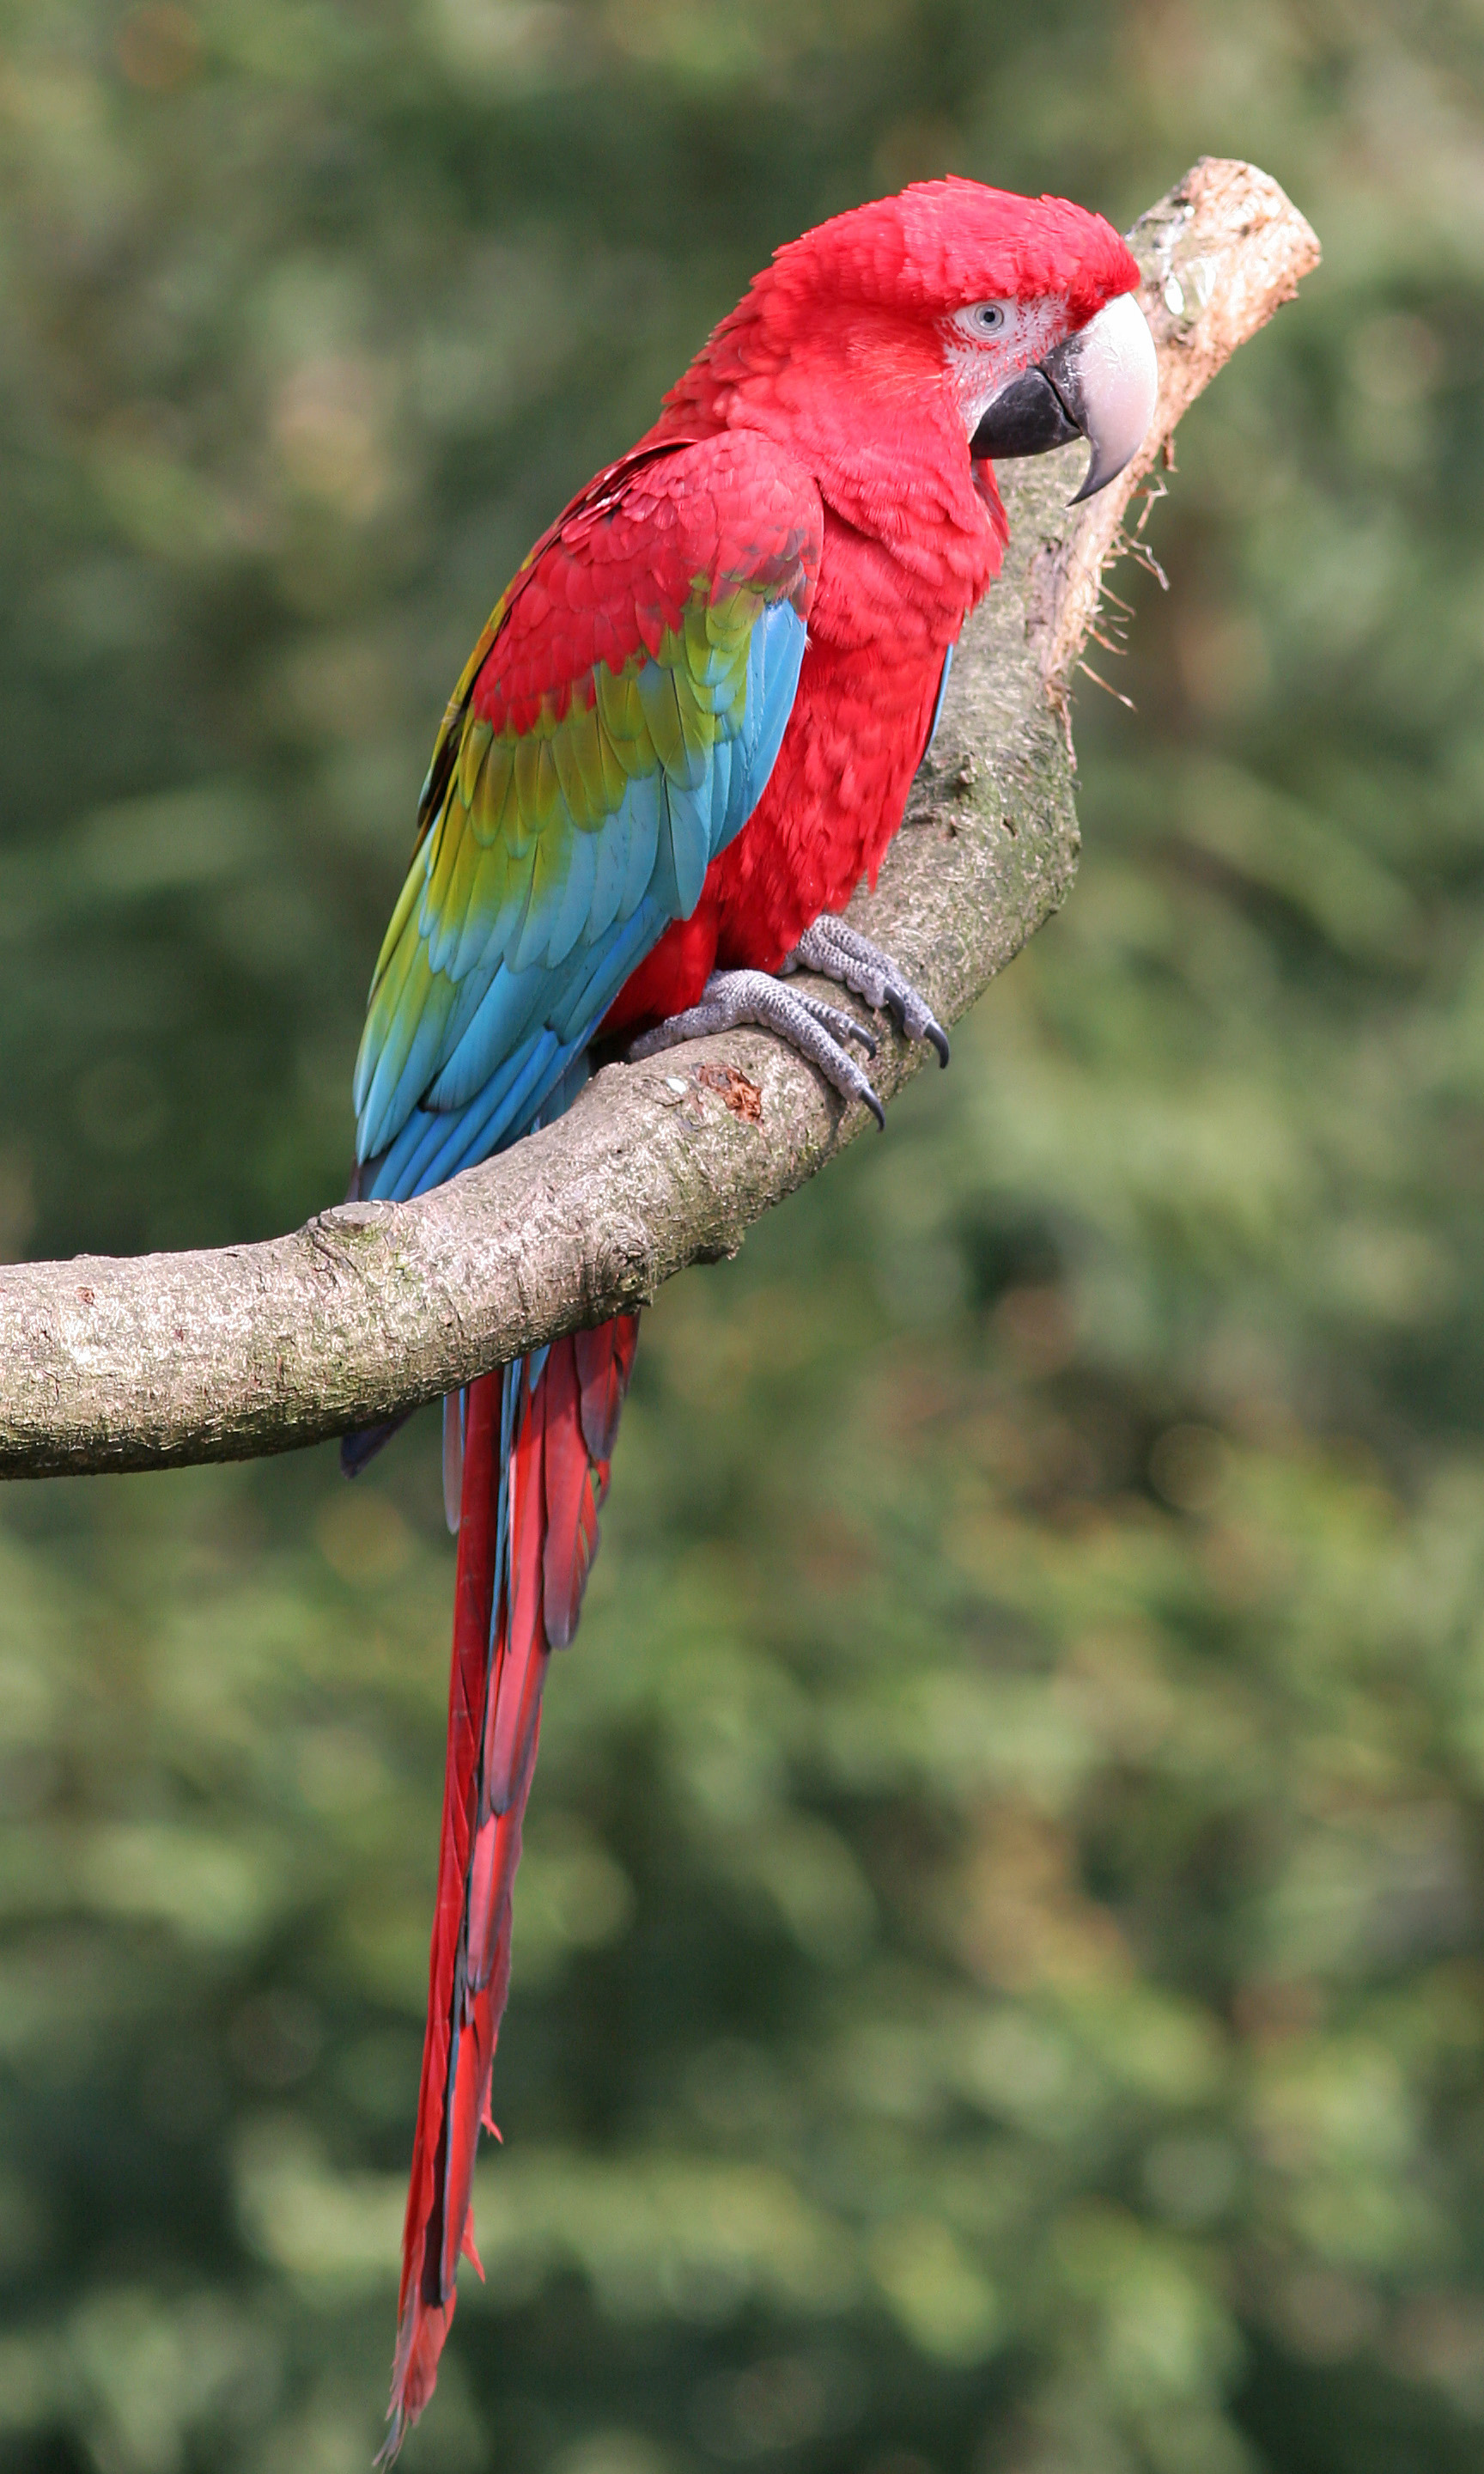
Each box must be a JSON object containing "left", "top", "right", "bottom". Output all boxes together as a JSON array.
[{"left": 968, "top": 302, "right": 1007, "bottom": 335}]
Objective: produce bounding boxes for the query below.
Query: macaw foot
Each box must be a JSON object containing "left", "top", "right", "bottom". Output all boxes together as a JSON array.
[
  {"left": 782, "top": 914, "right": 951, "bottom": 1068},
  {"left": 629, "top": 968, "right": 886, "bottom": 1127}
]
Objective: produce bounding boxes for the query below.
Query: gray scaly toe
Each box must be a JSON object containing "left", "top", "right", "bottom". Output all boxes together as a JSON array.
[{"left": 629, "top": 967, "right": 886, "bottom": 1127}]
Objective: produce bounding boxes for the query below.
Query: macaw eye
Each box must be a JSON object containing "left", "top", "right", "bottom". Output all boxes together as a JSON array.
[{"left": 966, "top": 302, "right": 1008, "bottom": 335}]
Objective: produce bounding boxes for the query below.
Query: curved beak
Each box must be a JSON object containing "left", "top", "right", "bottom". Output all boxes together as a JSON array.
[{"left": 970, "top": 290, "right": 1159, "bottom": 505}]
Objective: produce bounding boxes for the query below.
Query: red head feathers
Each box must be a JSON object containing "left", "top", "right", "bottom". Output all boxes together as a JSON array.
[
  {"left": 654, "top": 179, "right": 1141, "bottom": 448},
  {"left": 761, "top": 177, "right": 1140, "bottom": 324},
  {"left": 646, "top": 177, "right": 1150, "bottom": 565}
]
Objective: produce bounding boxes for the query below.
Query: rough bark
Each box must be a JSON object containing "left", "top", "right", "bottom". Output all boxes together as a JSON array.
[{"left": 0, "top": 160, "right": 1319, "bottom": 1479}]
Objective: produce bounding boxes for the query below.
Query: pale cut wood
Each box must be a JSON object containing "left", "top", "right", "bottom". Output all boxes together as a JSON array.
[{"left": 0, "top": 161, "right": 1319, "bottom": 1478}]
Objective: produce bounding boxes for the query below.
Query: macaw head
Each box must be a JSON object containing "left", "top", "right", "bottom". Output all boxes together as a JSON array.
[{"left": 667, "top": 177, "right": 1157, "bottom": 509}]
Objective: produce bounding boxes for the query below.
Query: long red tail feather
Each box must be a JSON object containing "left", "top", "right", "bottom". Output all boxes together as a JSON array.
[{"left": 380, "top": 1314, "right": 640, "bottom": 2462}]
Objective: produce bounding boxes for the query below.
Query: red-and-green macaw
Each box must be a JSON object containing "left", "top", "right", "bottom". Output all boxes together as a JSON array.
[{"left": 345, "top": 177, "right": 1156, "bottom": 2454}]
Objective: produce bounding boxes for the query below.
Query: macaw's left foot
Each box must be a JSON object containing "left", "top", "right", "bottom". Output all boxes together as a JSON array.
[
  {"left": 630, "top": 968, "right": 886, "bottom": 1126},
  {"left": 783, "top": 914, "right": 951, "bottom": 1067}
]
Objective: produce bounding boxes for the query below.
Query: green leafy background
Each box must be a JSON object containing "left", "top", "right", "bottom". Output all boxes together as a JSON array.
[{"left": 2, "top": 3, "right": 1483, "bottom": 2468}]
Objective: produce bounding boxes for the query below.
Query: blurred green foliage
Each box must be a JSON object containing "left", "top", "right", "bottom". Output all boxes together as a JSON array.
[{"left": 2, "top": 2, "right": 1484, "bottom": 2469}]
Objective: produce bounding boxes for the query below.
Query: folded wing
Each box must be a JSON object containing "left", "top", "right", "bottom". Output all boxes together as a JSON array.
[{"left": 353, "top": 433, "right": 823, "bottom": 1199}]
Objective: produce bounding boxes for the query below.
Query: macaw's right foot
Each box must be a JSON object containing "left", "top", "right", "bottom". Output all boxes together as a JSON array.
[
  {"left": 629, "top": 966, "right": 886, "bottom": 1127},
  {"left": 783, "top": 913, "right": 951, "bottom": 1067}
]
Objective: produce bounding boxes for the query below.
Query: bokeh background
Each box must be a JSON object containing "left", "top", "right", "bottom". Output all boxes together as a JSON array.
[{"left": 2, "top": 3, "right": 1483, "bottom": 2468}]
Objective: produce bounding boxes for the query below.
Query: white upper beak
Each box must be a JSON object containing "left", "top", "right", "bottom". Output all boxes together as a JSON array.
[{"left": 1056, "top": 289, "right": 1160, "bottom": 503}]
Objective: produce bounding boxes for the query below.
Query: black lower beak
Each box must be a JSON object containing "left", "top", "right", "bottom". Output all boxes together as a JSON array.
[{"left": 970, "top": 366, "right": 1081, "bottom": 462}]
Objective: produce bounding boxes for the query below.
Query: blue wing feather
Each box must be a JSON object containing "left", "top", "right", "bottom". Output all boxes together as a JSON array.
[
  {"left": 926, "top": 641, "right": 954, "bottom": 758},
  {"left": 370, "top": 896, "right": 667, "bottom": 1200}
]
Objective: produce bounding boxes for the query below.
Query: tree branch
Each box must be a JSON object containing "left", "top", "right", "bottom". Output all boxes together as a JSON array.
[{"left": 0, "top": 160, "right": 1319, "bottom": 1479}]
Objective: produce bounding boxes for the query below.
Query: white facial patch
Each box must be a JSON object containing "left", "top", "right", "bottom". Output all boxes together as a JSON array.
[{"left": 942, "top": 296, "right": 1072, "bottom": 440}]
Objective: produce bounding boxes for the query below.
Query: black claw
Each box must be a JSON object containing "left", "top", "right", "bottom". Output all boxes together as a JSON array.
[
  {"left": 883, "top": 993, "right": 950, "bottom": 1067},
  {"left": 863, "top": 1085, "right": 886, "bottom": 1130},
  {"left": 805, "top": 994, "right": 877, "bottom": 1057}
]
